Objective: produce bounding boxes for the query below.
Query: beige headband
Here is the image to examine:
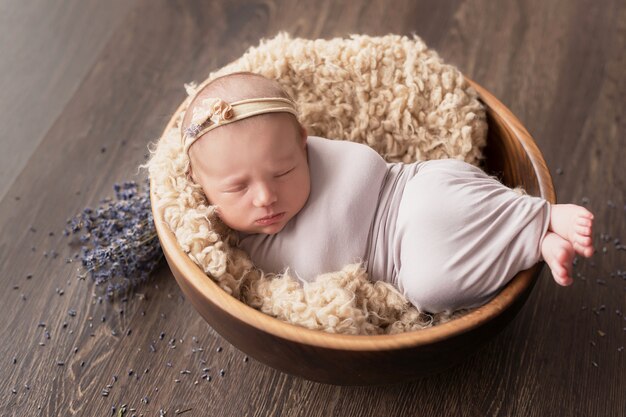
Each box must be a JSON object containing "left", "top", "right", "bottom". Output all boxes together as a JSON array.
[{"left": 181, "top": 96, "right": 299, "bottom": 155}]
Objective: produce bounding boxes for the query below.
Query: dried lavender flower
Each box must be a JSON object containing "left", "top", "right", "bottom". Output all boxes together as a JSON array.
[{"left": 64, "top": 177, "right": 164, "bottom": 300}]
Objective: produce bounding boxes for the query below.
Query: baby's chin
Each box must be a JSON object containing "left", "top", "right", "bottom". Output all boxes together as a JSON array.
[{"left": 252, "top": 220, "right": 287, "bottom": 235}]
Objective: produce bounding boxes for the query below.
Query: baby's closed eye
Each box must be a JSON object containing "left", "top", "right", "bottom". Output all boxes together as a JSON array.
[
  {"left": 276, "top": 167, "right": 295, "bottom": 177},
  {"left": 223, "top": 186, "right": 246, "bottom": 193}
]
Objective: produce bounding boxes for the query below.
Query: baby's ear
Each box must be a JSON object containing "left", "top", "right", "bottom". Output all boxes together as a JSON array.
[
  {"left": 299, "top": 124, "right": 308, "bottom": 147},
  {"left": 187, "top": 165, "right": 197, "bottom": 183}
]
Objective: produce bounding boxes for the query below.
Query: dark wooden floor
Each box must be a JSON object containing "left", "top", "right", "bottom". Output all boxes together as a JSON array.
[{"left": 1, "top": 0, "right": 624, "bottom": 416}]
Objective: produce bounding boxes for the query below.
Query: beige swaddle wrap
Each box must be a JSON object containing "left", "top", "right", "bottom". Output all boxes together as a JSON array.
[{"left": 237, "top": 136, "right": 550, "bottom": 314}]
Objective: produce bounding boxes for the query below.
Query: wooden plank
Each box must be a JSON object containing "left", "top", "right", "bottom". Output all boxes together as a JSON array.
[
  {"left": 0, "top": 0, "right": 135, "bottom": 201},
  {"left": 0, "top": 0, "right": 624, "bottom": 416}
]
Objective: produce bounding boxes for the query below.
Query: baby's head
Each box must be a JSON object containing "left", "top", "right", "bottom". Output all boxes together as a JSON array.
[{"left": 181, "top": 72, "right": 310, "bottom": 235}]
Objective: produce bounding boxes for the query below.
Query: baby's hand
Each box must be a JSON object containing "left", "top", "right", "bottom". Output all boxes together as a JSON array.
[{"left": 541, "top": 204, "right": 594, "bottom": 286}]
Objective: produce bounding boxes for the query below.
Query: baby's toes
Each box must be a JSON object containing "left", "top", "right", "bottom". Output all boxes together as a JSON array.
[
  {"left": 575, "top": 234, "right": 593, "bottom": 247},
  {"left": 578, "top": 207, "right": 594, "bottom": 220},
  {"left": 550, "top": 263, "right": 572, "bottom": 286},
  {"left": 575, "top": 224, "right": 592, "bottom": 236},
  {"left": 574, "top": 241, "right": 594, "bottom": 258}
]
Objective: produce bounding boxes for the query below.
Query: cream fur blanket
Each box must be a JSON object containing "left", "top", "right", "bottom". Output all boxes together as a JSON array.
[{"left": 144, "top": 32, "right": 489, "bottom": 335}]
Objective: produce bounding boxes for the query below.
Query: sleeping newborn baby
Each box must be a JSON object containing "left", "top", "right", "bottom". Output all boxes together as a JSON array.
[{"left": 181, "top": 71, "right": 595, "bottom": 314}]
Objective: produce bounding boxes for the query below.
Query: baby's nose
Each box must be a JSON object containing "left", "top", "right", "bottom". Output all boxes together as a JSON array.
[{"left": 252, "top": 183, "right": 278, "bottom": 207}]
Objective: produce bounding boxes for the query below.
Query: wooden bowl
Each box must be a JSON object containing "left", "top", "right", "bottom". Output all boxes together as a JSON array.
[{"left": 150, "top": 78, "right": 556, "bottom": 386}]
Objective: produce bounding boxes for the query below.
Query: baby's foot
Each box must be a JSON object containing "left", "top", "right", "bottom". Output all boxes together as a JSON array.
[
  {"left": 540, "top": 232, "right": 576, "bottom": 286},
  {"left": 549, "top": 204, "right": 595, "bottom": 258}
]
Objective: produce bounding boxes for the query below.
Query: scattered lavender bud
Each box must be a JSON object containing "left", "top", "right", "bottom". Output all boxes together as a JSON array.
[
  {"left": 68, "top": 309, "right": 77, "bottom": 317},
  {"left": 80, "top": 361, "right": 85, "bottom": 367},
  {"left": 243, "top": 356, "right": 249, "bottom": 363},
  {"left": 219, "top": 369, "right": 225, "bottom": 377},
  {"left": 57, "top": 361, "right": 64, "bottom": 366},
  {"left": 592, "top": 361, "right": 599, "bottom": 368},
  {"left": 12, "top": 357, "right": 17, "bottom": 364},
  {"left": 216, "top": 346, "right": 223, "bottom": 353},
  {"left": 556, "top": 168, "right": 563, "bottom": 175}
]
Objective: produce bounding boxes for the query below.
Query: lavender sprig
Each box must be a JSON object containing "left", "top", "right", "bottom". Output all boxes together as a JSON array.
[{"left": 64, "top": 177, "right": 164, "bottom": 300}]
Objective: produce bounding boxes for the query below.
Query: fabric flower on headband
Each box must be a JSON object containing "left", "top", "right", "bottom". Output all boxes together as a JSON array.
[{"left": 184, "top": 98, "right": 234, "bottom": 139}]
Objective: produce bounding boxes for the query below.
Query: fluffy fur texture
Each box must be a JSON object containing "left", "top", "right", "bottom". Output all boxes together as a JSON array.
[{"left": 144, "top": 32, "right": 491, "bottom": 335}]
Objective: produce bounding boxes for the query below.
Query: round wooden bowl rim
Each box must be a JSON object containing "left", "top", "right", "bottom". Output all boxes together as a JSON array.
[{"left": 150, "top": 76, "right": 555, "bottom": 351}]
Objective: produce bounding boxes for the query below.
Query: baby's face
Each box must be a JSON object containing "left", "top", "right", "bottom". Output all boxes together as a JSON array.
[{"left": 188, "top": 113, "right": 310, "bottom": 235}]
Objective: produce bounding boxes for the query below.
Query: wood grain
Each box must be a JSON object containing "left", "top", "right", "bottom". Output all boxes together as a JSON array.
[
  {"left": 0, "top": 0, "right": 624, "bottom": 416},
  {"left": 0, "top": 0, "right": 134, "bottom": 202}
]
